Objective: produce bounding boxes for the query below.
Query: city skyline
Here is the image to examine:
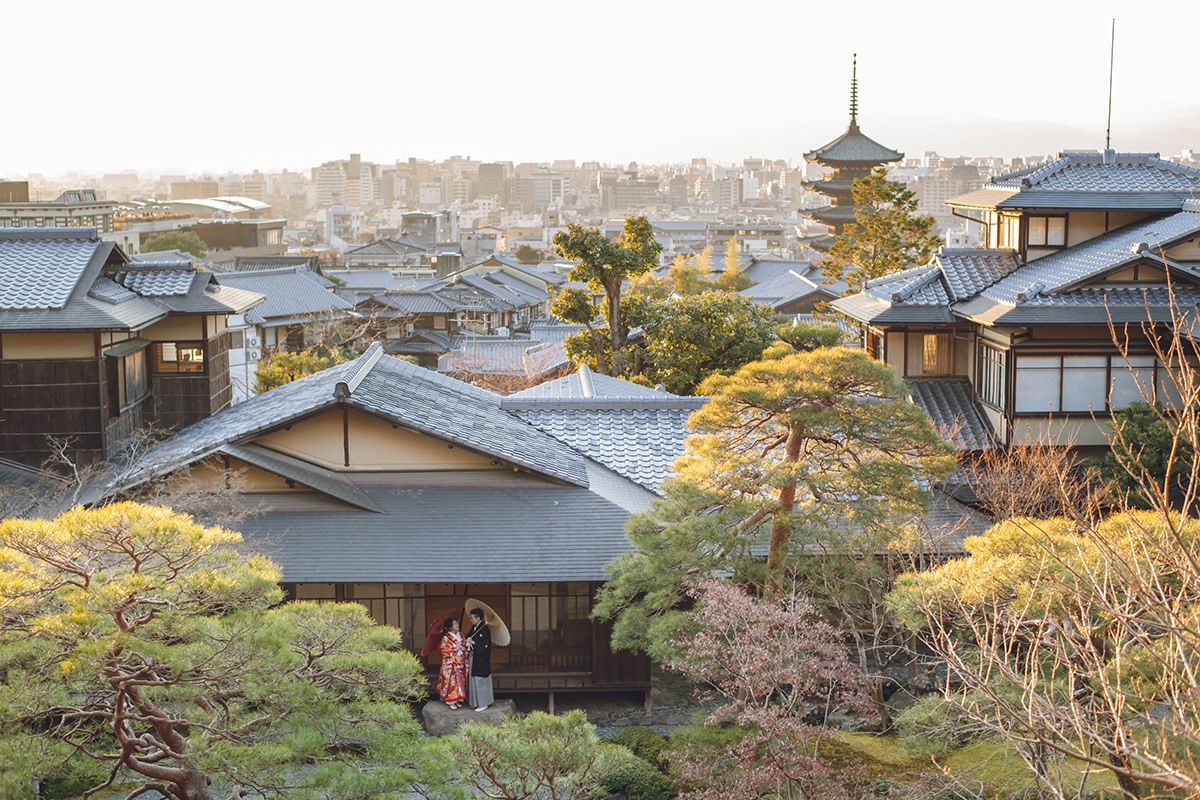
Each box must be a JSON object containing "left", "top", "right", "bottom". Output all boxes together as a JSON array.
[{"left": 5, "top": 0, "right": 1199, "bottom": 176}]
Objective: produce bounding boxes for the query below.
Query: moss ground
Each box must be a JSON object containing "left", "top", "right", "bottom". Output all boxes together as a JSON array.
[{"left": 822, "top": 731, "right": 1123, "bottom": 799}]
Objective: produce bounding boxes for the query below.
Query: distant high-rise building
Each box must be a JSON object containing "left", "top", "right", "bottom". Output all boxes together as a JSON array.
[
  {"left": 478, "top": 163, "right": 509, "bottom": 205},
  {"left": 800, "top": 55, "right": 903, "bottom": 252},
  {"left": 171, "top": 179, "right": 220, "bottom": 200}
]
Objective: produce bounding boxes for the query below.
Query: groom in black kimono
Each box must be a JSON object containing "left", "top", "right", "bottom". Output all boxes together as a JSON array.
[{"left": 466, "top": 608, "right": 493, "bottom": 711}]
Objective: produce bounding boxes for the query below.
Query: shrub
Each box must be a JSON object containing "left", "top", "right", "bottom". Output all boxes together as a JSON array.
[
  {"left": 601, "top": 755, "right": 676, "bottom": 800},
  {"left": 608, "top": 726, "right": 668, "bottom": 771}
]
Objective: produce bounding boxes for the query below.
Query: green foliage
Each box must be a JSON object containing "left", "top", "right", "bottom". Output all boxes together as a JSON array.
[
  {"left": 453, "top": 710, "right": 636, "bottom": 800},
  {"left": 893, "top": 694, "right": 998, "bottom": 756},
  {"left": 608, "top": 726, "right": 669, "bottom": 772},
  {"left": 600, "top": 754, "right": 676, "bottom": 800},
  {"left": 639, "top": 291, "right": 778, "bottom": 395},
  {"left": 552, "top": 216, "right": 662, "bottom": 376},
  {"left": 668, "top": 247, "right": 713, "bottom": 296},
  {"left": 140, "top": 230, "right": 208, "bottom": 258},
  {"left": 253, "top": 348, "right": 334, "bottom": 393},
  {"left": 595, "top": 346, "right": 955, "bottom": 656},
  {"left": 0, "top": 503, "right": 438, "bottom": 800},
  {"left": 1097, "top": 401, "right": 1195, "bottom": 511},
  {"left": 774, "top": 319, "right": 845, "bottom": 352},
  {"left": 825, "top": 167, "right": 942, "bottom": 293},
  {"left": 514, "top": 243, "right": 545, "bottom": 264},
  {"left": 712, "top": 268, "right": 753, "bottom": 292}
]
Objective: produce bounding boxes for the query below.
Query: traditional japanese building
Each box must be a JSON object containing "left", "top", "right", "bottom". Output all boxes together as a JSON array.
[
  {"left": 831, "top": 151, "right": 1200, "bottom": 454},
  {"left": 801, "top": 55, "right": 904, "bottom": 252}
]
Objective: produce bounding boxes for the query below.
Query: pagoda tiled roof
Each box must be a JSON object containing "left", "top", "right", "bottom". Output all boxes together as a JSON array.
[{"left": 804, "top": 123, "right": 903, "bottom": 166}]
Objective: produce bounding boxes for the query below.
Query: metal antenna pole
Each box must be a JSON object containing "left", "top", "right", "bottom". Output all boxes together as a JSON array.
[{"left": 1105, "top": 18, "right": 1115, "bottom": 151}]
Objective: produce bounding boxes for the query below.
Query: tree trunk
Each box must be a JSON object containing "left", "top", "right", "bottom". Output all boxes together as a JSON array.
[
  {"left": 766, "top": 428, "right": 805, "bottom": 581},
  {"left": 180, "top": 767, "right": 215, "bottom": 800}
]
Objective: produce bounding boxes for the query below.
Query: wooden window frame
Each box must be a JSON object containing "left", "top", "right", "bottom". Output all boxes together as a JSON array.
[
  {"left": 1009, "top": 349, "right": 1175, "bottom": 418},
  {"left": 921, "top": 332, "right": 954, "bottom": 376},
  {"left": 107, "top": 348, "right": 150, "bottom": 415},
  {"left": 152, "top": 341, "right": 207, "bottom": 375},
  {"left": 1026, "top": 213, "right": 1069, "bottom": 249},
  {"left": 977, "top": 342, "right": 1007, "bottom": 410}
]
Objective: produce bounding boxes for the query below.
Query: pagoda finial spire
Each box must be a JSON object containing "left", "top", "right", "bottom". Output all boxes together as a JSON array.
[{"left": 849, "top": 53, "right": 859, "bottom": 126}]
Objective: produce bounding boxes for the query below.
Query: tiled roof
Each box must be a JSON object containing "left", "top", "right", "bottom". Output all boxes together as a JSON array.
[
  {"left": 740, "top": 269, "right": 832, "bottom": 308},
  {"left": 127, "top": 344, "right": 591, "bottom": 489},
  {"left": 961, "top": 286, "right": 1200, "bottom": 326},
  {"left": 992, "top": 152, "right": 1200, "bottom": 192},
  {"left": 112, "top": 267, "right": 195, "bottom": 296},
  {"left": 88, "top": 277, "right": 137, "bottom": 303},
  {"left": 920, "top": 490, "right": 992, "bottom": 554},
  {"left": 0, "top": 228, "right": 103, "bottom": 309},
  {"left": 232, "top": 254, "right": 319, "bottom": 272},
  {"left": 214, "top": 268, "right": 352, "bottom": 324},
  {"left": 981, "top": 210, "right": 1200, "bottom": 304},
  {"left": 837, "top": 208, "right": 1200, "bottom": 328},
  {"left": 371, "top": 291, "right": 456, "bottom": 314},
  {"left": 906, "top": 378, "right": 997, "bottom": 451},
  {"left": 343, "top": 347, "right": 589, "bottom": 485},
  {"left": 529, "top": 321, "right": 587, "bottom": 342},
  {"left": 509, "top": 406, "right": 698, "bottom": 493},
  {"left": 863, "top": 264, "right": 952, "bottom": 306},
  {"left": 830, "top": 291, "right": 954, "bottom": 325},
  {"left": 509, "top": 365, "right": 664, "bottom": 399},
  {"left": 935, "top": 249, "right": 1023, "bottom": 300},
  {"left": 951, "top": 153, "right": 1200, "bottom": 211},
  {"left": 804, "top": 123, "right": 904, "bottom": 165},
  {"left": 439, "top": 339, "right": 568, "bottom": 376},
  {"left": 231, "top": 471, "right": 635, "bottom": 583},
  {"left": 504, "top": 367, "right": 708, "bottom": 492}
]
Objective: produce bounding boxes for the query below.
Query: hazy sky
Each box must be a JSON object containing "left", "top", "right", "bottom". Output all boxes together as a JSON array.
[{"left": 5, "top": 0, "right": 1198, "bottom": 176}]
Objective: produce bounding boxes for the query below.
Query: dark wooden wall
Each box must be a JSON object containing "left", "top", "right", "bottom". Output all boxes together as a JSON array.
[
  {"left": 0, "top": 358, "right": 106, "bottom": 465},
  {"left": 590, "top": 618, "right": 651, "bottom": 688},
  {"left": 147, "top": 332, "right": 231, "bottom": 433}
]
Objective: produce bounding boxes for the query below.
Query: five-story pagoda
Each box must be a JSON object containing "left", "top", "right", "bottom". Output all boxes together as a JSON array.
[{"left": 801, "top": 55, "right": 904, "bottom": 252}]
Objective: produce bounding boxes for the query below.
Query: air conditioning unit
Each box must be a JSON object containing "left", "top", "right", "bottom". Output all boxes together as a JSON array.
[
  {"left": 249, "top": 349, "right": 262, "bottom": 361},
  {"left": 247, "top": 335, "right": 261, "bottom": 347}
]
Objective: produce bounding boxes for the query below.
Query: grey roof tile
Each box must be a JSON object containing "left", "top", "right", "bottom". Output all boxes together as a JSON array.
[
  {"left": 740, "top": 269, "right": 832, "bottom": 307},
  {"left": 214, "top": 268, "right": 352, "bottom": 324},
  {"left": 113, "top": 267, "right": 195, "bottom": 296},
  {"left": 804, "top": 123, "right": 904, "bottom": 164},
  {"left": 981, "top": 210, "right": 1200, "bottom": 304},
  {"left": 0, "top": 228, "right": 102, "bottom": 309},
  {"left": 439, "top": 339, "right": 568, "bottom": 376},
  {"left": 935, "top": 249, "right": 1022, "bottom": 300},
  {"left": 510, "top": 407, "right": 698, "bottom": 492},
  {"left": 232, "top": 472, "right": 634, "bottom": 583},
  {"left": 991, "top": 152, "right": 1200, "bottom": 192},
  {"left": 508, "top": 366, "right": 665, "bottom": 399},
  {"left": 906, "top": 378, "right": 997, "bottom": 451}
]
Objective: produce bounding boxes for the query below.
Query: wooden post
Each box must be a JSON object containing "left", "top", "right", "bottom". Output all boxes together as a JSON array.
[
  {"left": 644, "top": 689, "right": 653, "bottom": 715},
  {"left": 547, "top": 691, "right": 555, "bottom": 714}
]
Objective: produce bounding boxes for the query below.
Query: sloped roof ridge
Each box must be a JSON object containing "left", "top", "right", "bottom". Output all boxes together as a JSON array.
[
  {"left": 1020, "top": 155, "right": 1072, "bottom": 186},
  {"left": 1146, "top": 154, "right": 1200, "bottom": 178},
  {"left": 0, "top": 227, "right": 99, "bottom": 242},
  {"left": 219, "top": 265, "right": 306, "bottom": 278},
  {"left": 862, "top": 261, "right": 938, "bottom": 289},
  {"left": 991, "top": 156, "right": 1059, "bottom": 184},
  {"left": 893, "top": 268, "right": 944, "bottom": 302},
  {"left": 334, "top": 342, "right": 385, "bottom": 400}
]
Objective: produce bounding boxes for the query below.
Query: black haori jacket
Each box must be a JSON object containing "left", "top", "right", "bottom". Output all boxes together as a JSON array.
[{"left": 468, "top": 622, "right": 492, "bottom": 677}]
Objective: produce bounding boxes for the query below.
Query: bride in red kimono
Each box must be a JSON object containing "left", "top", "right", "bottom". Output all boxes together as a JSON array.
[{"left": 436, "top": 617, "right": 467, "bottom": 709}]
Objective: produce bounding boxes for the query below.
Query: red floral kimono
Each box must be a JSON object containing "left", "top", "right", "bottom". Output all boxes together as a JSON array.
[{"left": 436, "top": 630, "right": 467, "bottom": 705}]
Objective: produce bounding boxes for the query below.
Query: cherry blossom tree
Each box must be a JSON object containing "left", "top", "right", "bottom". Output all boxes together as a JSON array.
[{"left": 665, "top": 579, "right": 875, "bottom": 800}]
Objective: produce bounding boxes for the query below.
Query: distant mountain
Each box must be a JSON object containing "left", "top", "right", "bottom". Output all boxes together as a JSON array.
[{"left": 873, "top": 108, "right": 1200, "bottom": 160}]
